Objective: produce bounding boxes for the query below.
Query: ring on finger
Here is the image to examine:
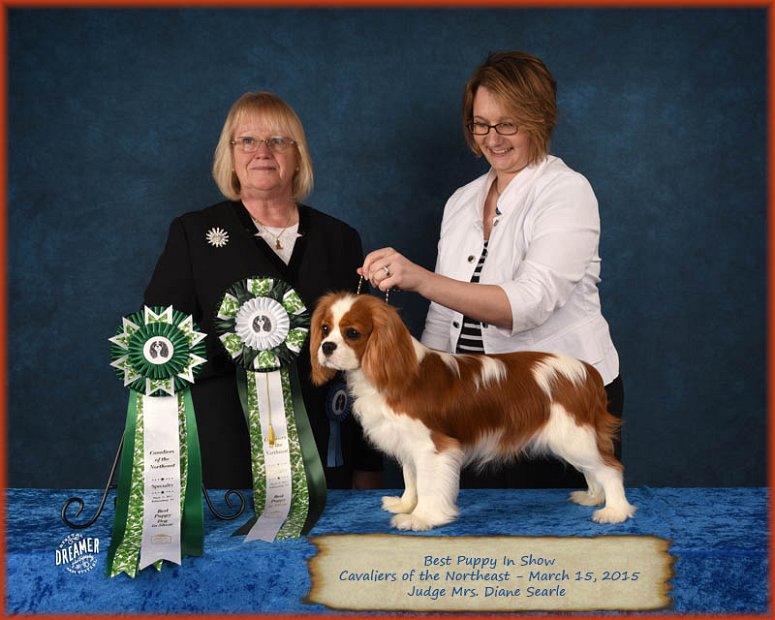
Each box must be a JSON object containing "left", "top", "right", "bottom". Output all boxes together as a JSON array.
[{"left": 383, "top": 266, "right": 392, "bottom": 277}]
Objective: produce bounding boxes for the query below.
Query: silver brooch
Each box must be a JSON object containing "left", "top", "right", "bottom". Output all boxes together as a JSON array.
[{"left": 206, "top": 227, "right": 229, "bottom": 248}]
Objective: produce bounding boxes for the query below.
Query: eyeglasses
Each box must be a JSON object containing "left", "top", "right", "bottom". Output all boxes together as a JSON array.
[
  {"left": 466, "top": 121, "right": 519, "bottom": 136},
  {"left": 231, "top": 136, "right": 296, "bottom": 153}
]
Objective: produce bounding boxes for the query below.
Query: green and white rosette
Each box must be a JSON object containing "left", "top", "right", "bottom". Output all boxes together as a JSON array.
[
  {"left": 106, "top": 306, "right": 206, "bottom": 578},
  {"left": 215, "top": 277, "right": 326, "bottom": 543}
]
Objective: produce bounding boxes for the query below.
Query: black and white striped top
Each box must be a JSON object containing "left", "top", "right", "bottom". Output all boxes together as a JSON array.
[{"left": 455, "top": 241, "right": 488, "bottom": 354}]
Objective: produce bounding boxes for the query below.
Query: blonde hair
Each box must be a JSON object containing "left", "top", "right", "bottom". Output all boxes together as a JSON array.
[
  {"left": 212, "top": 92, "right": 314, "bottom": 201},
  {"left": 462, "top": 51, "right": 557, "bottom": 165}
]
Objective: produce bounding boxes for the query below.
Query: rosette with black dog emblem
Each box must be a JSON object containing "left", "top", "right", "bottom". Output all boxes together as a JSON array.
[
  {"left": 214, "top": 277, "right": 325, "bottom": 542},
  {"left": 106, "top": 306, "right": 206, "bottom": 578}
]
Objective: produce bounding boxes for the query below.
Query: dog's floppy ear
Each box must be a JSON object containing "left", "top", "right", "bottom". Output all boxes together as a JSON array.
[
  {"left": 361, "top": 297, "right": 419, "bottom": 401},
  {"left": 309, "top": 293, "right": 338, "bottom": 386}
]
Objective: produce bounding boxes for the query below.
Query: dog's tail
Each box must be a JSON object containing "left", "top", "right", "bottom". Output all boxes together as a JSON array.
[{"left": 586, "top": 363, "right": 623, "bottom": 471}]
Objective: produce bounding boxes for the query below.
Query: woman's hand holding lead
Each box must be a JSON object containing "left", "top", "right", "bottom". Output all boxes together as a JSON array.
[{"left": 358, "top": 247, "right": 429, "bottom": 293}]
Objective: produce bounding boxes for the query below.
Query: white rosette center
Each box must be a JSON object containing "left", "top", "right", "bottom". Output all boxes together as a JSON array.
[
  {"left": 142, "top": 336, "right": 175, "bottom": 365},
  {"left": 235, "top": 297, "right": 290, "bottom": 351}
]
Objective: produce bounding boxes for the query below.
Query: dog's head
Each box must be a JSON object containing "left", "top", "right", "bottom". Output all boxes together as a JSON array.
[{"left": 310, "top": 292, "right": 419, "bottom": 394}]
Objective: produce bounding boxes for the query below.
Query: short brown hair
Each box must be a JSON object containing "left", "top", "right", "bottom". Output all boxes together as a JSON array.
[
  {"left": 462, "top": 51, "right": 557, "bottom": 165},
  {"left": 212, "top": 92, "right": 314, "bottom": 201}
]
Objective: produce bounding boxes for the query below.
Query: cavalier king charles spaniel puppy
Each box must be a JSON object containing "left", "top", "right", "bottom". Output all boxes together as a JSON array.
[{"left": 311, "top": 292, "right": 635, "bottom": 531}]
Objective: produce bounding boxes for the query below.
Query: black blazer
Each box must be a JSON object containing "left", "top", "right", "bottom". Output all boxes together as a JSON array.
[{"left": 145, "top": 200, "right": 382, "bottom": 489}]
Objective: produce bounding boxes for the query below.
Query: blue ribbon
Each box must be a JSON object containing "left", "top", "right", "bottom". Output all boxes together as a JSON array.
[{"left": 325, "top": 381, "right": 351, "bottom": 468}]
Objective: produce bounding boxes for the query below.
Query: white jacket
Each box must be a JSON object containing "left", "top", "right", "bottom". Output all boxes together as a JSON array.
[{"left": 421, "top": 156, "right": 620, "bottom": 384}]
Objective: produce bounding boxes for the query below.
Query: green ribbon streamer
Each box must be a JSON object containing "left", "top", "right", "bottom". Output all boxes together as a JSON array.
[
  {"left": 288, "top": 362, "right": 327, "bottom": 535},
  {"left": 180, "top": 389, "right": 204, "bottom": 557},
  {"left": 106, "top": 391, "right": 203, "bottom": 577},
  {"left": 233, "top": 360, "right": 326, "bottom": 539},
  {"left": 106, "top": 392, "right": 144, "bottom": 577},
  {"left": 275, "top": 367, "right": 309, "bottom": 539}
]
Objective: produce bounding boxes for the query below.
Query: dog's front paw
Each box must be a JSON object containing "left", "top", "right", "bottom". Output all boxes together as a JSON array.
[
  {"left": 592, "top": 504, "right": 636, "bottom": 524},
  {"left": 382, "top": 495, "right": 416, "bottom": 514},
  {"left": 569, "top": 490, "right": 604, "bottom": 507},
  {"left": 391, "top": 513, "right": 435, "bottom": 531},
  {"left": 390, "top": 507, "right": 458, "bottom": 531}
]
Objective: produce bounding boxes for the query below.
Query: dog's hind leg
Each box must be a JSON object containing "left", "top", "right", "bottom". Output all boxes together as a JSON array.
[
  {"left": 586, "top": 464, "right": 635, "bottom": 524},
  {"left": 391, "top": 446, "right": 463, "bottom": 532},
  {"left": 541, "top": 405, "right": 635, "bottom": 523},
  {"left": 382, "top": 461, "right": 418, "bottom": 514},
  {"left": 569, "top": 473, "right": 605, "bottom": 507}
]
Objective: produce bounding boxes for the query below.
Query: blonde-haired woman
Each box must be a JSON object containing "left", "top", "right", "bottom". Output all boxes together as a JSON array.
[
  {"left": 146, "top": 92, "right": 382, "bottom": 490},
  {"left": 361, "top": 52, "right": 622, "bottom": 489}
]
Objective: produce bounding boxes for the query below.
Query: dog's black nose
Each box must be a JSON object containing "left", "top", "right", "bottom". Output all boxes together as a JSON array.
[{"left": 321, "top": 342, "right": 337, "bottom": 357}]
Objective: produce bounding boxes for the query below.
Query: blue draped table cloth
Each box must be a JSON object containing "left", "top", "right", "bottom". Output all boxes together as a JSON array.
[{"left": 6, "top": 487, "right": 768, "bottom": 614}]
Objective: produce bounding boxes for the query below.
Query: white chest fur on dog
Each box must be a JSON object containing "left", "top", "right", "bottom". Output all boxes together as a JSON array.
[
  {"left": 347, "top": 369, "right": 441, "bottom": 474},
  {"left": 310, "top": 292, "right": 635, "bottom": 532}
]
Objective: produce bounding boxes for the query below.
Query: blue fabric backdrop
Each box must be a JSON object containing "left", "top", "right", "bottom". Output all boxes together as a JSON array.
[{"left": 7, "top": 8, "right": 766, "bottom": 488}]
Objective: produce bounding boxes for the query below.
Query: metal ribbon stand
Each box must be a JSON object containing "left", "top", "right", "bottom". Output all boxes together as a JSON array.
[{"left": 60, "top": 432, "right": 246, "bottom": 529}]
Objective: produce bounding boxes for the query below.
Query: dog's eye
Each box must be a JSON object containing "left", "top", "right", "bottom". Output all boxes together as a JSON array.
[
  {"left": 321, "top": 324, "right": 330, "bottom": 335},
  {"left": 345, "top": 328, "right": 361, "bottom": 340}
]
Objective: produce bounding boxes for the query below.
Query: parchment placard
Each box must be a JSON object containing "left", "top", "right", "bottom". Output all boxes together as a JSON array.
[{"left": 307, "top": 534, "right": 674, "bottom": 612}]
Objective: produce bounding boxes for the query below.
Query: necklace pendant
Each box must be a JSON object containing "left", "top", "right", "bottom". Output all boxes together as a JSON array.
[{"left": 275, "top": 239, "right": 283, "bottom": 250}]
